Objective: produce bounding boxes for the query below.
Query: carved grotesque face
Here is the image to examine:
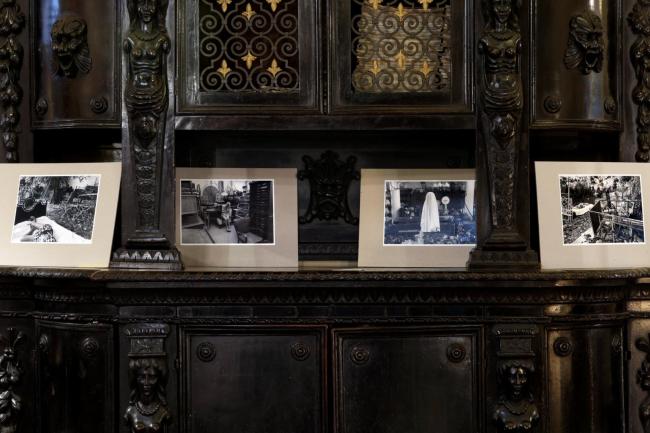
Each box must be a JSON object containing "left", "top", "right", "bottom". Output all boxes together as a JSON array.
[
  {"left": 137, "top": 0, "right": 157, "bottom": 24},
  {"left": 51, "top": 15, "right": 92, "bottom": 78},
  {"left": 564, "top": 12, "right": 604, "bottom": 75},
  {"left": 492, "top": 0, "right": 512, "bottom": 25}
]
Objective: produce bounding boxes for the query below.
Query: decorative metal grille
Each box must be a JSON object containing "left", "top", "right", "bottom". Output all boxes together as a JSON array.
[
  {"left": 351, "top": 0, "right": 451, "bottom": 93},
  {"left": 198, "top": 0, "right": 300, "bottom": 92}
]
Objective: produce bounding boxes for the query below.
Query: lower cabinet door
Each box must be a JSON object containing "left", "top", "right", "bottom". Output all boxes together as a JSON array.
[
  {"left": 547, "top": 326, "right": 625, "bottom": 433},
  {"left": 334, "top": 327, "right": 478, "bottom": 433},
  {"left": 182, "top": 327, "right": 325, "bottom": 433},
  {"left": 36, "top": 320, "right": 114, "bottom": 433}
]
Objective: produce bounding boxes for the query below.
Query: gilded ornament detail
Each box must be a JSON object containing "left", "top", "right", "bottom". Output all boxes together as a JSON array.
[
  {"left": 351, "top": 0, "right": 451, "bottom": 93},
  {"left": 199, "top": 0, "right": 299, "bottom": 92}
]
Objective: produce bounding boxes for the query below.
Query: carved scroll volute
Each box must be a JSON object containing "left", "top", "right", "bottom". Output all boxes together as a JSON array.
[
  {"left": 0, "top": 0, "right": 25, "bottom": 163},
  {"left": 0, "top": 328, "right": 25, "bottom": 433},
  {"left": 629, "top": 0, "right": 650, "bottom": 162},
  {"left": 112, "top": 0, "right": 181, "bottom": 269},
  {"left": 468, "top": 0, "right": 538, "bottom": 271},
  {"left": 124, "top": 324, "right": 171, "bottom": 433},
  {"left": 493, "top": 325, "right": 540, "bottom": 433}
]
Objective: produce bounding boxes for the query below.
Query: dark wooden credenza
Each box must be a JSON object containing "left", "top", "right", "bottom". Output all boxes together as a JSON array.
[{"left": 1, "top": 267, "right": 650, "bottom": 433}]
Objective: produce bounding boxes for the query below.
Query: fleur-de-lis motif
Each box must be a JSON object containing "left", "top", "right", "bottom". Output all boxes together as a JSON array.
[
  {"left": 266, "top": 0, "right": 281, "bottom": 12},
  {"left": 395, "top": 3, "right": 406, "bottom": 20},
  {"left": 217, "top": 60, "right": 231, "bottom": 77},
  {"left": 267, "top": 59, "right": 282, "bottom": 77},
  {"left": 396, "top": 51, "right": 406, "bottom": 70},
  {"left": 418, "top": 0, "right": 432, "bottom": 10},
  {"left": 241, "top": 51, "right": 257, "bottom": 70},
  {"left": 420, "top": 61, "right": 432, "bottom": 76},
  {"left": 370, "top": 59, "right": 381, "bottom": 75},
  {"left": 368, "top": 0, "right": 382, "bottom": 10},
  {"left": 242, "top": 3, "right": 256, "bottom": 20},
  {"left": 217, "top": 0, "right": 232, "bottom": 13}
]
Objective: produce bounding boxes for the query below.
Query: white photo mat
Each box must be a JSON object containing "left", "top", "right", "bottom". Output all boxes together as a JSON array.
[
  {"left": 0, "top": 162, "right": 121, "bottom": 268},
  {"left": 358, "top": 169, "right": 477, "bottom": 268},
  {"left": 175, "top": 168, "right": 298, "bottom": 268},
  {"left": 535, "top": 161, "right": 650, "bottom": 270}
]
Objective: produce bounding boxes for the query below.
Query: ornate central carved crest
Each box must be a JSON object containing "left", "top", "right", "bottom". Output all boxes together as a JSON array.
[
  {"left": 298, "top": 151, "right": 360, "bottom": 225},
  {"left": 564, "top": 11, "right": 604, "bottom": 75}
]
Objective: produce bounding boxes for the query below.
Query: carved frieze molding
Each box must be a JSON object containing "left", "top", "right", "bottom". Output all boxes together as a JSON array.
[
  {"left": 629, "top": 0, "right": 650, "bottom": 162},
  {"left": 0, "top": 0, "right": 25, "bottom": 162}
]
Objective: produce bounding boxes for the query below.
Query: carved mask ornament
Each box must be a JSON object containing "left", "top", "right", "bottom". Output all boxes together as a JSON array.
[
  {"left": 564, "top": 11, "right": 604, "bottom": 75},
  {"left": 494, "top": 359, "right": 540, "bottom": 433},
  {"left": 51, "top": 15, "right": 92, "bottom": 78}
]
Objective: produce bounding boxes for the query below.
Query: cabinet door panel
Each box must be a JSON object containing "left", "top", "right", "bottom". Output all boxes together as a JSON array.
[
  {"left": 178, "top": 0, "right": 320, "bottom": 113},
  {"left": 334, "top": 328, "right": 477, "bottom": 433},
  {"left": 182, "top": 327, "right": 325, "bottom": 433},
  {"left": 37, "top": 321, "right": 114, "bottom": 433},
  {"left": 32, "top": 0, "right": 120, "bottom": 127},
  {"left": 547, "top": 326, "right": 624, "bottom": 433}
]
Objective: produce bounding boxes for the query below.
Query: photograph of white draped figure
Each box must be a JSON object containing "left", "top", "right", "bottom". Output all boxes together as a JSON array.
[{"left": 383, "top": 180, "right": 477, "bottom": 245}]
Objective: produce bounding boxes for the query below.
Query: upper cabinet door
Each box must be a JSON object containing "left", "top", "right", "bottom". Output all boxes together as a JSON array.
[
  {"left": 531, "top": 0, "right": 621, "bottom": 129},
  {"left": 32, "top": 0, "right": 120, "bottom": 128},
  {"left": 329, "top": 0, "right": 473, "bottom": 114},
  {"left": 178, "top": 0, "right": 321, "bottom": 114}
]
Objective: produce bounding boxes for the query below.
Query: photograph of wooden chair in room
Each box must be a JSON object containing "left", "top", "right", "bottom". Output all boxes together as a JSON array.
[{"left": 175, "top": 168, "right": 297, "bottom": 268}]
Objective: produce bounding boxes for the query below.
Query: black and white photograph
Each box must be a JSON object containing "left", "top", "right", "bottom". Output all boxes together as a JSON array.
[
  {"left": 560, "top": 175, "right": 645, "bottom": 245},
  {"left": 384, "top": 180, "right": 476, "bottom": 246},
  {"left": 180, "top": 179, "right": 275, "bottom": 245},
  {"left": 11, "top": 175, "right": 100, "bottom": 244}
]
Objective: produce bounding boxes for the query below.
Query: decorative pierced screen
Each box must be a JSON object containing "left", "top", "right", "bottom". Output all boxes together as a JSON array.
[
  {"left": 351, "top": 0, "right": 451, "bottom": 93},
  {"left": 198, "top": 0, "right": 300, "bottom": 92}
]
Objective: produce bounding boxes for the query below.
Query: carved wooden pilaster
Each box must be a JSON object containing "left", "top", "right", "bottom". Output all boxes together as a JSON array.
[
  {"left": 636, "top": 334, "right": 650, "bottom": 432},
  {"left": 0, "top": 0, "right": 24, "bottom": 163},
  {"left": 493, "top": 325, "right": 540, "bottom": 433},
  {"left": 124, "top": 323, "right": 171, "bottom": 433},
  {"left": 0, "top": 328, "right": 24, "bottom": 433},
  {"left": 468, "top": 0, "right": 538, "bottom": 271},
  {"left": 111, "top": 0, "right": 181, "bottom": 270},
  {"left": 629, "top": 0, "right": 650, "bottom": 162}
]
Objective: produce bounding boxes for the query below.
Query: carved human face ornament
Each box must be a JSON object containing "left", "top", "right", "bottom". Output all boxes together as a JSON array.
[
  {"left": 137, "top": 366, "right": 159, "bottom": 402},
  {"left": 137, "top": 0, "right": 157, "bottom": 24},
  {"left": 564, "top": 11, "right": 604, "bottom": 75},
  {"left": 506, "top": 366, "right": 527, "bottom": 400},
  {"left": 51, "top": 15, "right": 92, "bottom": 78},
  {"left": 492, "top": 0, "right": 512, "bottom": 26}
]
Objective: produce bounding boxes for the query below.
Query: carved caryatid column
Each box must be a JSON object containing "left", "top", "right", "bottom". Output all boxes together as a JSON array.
[
  {"left": 493, "top": 325, "right": 540, "bottom": 433},
  {"left": 468, "top": 0, "right": 538, "bottom": 271},
  {"left": 124, "top": 324, "right": 171, "bottom": 433},
  {"left": 112, "top": 0, "right": 181, "bottom": 269}
]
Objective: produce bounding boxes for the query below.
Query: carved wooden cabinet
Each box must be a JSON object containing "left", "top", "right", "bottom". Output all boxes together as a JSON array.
[{"left": 0, "top": 269, "right": 644, "bottom": 433}]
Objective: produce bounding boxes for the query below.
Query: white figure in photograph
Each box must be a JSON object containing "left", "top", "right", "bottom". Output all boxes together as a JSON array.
[
  {"left": 420, "top": 192, "right": 441, "bottom": 233},
  {"left": 389, "top": 182, "right": 401, "bottom": 223}
]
